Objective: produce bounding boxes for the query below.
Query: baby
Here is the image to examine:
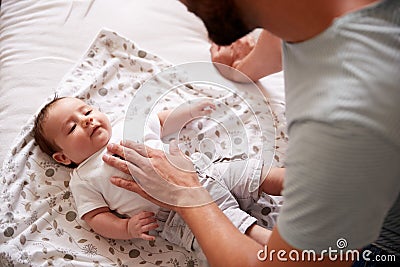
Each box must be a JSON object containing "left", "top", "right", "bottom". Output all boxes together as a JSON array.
[{"left": 33, "top": 96, "right": 283, "bottom": 251}]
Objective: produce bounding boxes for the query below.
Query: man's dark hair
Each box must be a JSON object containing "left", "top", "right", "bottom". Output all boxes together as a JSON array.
[{"left": 184, "top": 0, "right": 252, "bottom": 46}]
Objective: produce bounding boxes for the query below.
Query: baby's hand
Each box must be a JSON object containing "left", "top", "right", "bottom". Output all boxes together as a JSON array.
[
  {"left": 190, "top": 100, "right": 216, "bottom": 118},
  {"left": 127, "top": 211, "right": 159, "bottom": 241}
]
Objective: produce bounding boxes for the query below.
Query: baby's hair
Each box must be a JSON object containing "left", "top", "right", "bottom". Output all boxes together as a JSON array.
[{"left": 33, "top": 95, "right": 77, "bottom": 168}]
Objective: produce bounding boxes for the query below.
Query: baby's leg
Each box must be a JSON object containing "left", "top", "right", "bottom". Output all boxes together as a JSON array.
[
  {"left": 193, "top": 154, "right": 275, "bottom": 245},
  {"left": 199, "top": 155, "right": 284, "bottom": 209},
  {"left": 203, "top": 176, "right": 272, "bottom": 245},
  {"left": 203, "top": 157, "right": 263, "bottom": 211},
  {"left": 259, "top": 166, "right": 285, "bottom": 196},
  {"left": 199, "top": 172, "right": 258, "bottom": 235}
]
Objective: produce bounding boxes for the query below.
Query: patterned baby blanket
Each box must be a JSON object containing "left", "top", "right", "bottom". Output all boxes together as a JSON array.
[{"left": 0, "top": 29, "right": 287, "bottom": 267}]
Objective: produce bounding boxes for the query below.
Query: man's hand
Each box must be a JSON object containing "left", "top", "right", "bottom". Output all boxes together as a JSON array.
[
  {"left": 103, "top": 140, "right": 213, "bottom": 209},
  {"left": 211, "top": 34, "right": 256, "bottom": 69},
  {"left": 211, "top": 30, "right": 282, "bottom": 83},
  {"left": 211, "top": 34, "right": 256, "bottom": 83}
]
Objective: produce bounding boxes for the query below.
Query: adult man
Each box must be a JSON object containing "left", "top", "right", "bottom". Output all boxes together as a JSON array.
[{"left": 104, "top": 0, "right": 400, "bottom": 266}]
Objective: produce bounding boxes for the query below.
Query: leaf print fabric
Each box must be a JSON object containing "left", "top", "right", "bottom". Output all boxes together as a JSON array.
[{"left": 0, "top": 29, "right": 287, "bottom": 267}]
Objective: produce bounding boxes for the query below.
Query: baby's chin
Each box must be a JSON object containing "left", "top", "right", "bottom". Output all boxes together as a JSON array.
[
  {"left": 95, "top": 126, "right": 112, "bottom": 146},
  {"left": 98, "top": 132, "right": 112, "bottom": 149},
  {"left": 76, "top": 137, "right": 111, "bottom": 166}
]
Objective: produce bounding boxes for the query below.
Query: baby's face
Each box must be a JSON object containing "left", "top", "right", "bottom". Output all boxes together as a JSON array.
[{"left": 43, "top": 97, "right": 112, "bottom": 165}]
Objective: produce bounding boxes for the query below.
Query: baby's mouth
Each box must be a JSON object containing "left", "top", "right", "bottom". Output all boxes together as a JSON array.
[{"left": 90, "top": 125, "right": 101, "bottom": 137}]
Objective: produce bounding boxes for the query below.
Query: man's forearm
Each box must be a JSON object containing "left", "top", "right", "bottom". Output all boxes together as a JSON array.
[
  {"left": 178, "top": 202, "right": 265, "bottom": 267},
  {"left": 177, "top": 201, "right": 352, "bottom": 267}
]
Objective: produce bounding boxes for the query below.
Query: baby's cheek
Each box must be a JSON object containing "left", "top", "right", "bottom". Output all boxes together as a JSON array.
[{"left": 98, "top": 130, "right": 111, "bottom": 147}]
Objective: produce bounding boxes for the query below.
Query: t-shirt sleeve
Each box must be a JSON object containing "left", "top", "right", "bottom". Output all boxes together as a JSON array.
[
  {"left": 277, "top": 121, "right": 400, "bottom": 252},
  {"left": 69, "top": 171, "right": 109, "bottom": 219}
]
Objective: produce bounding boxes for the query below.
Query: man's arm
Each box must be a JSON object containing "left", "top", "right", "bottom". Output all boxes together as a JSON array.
[
  {"left": 176, "top": 200, "right": 351, "bottom": 267},
  {"left": 104, "top": 141, "right": 353, "bottom": 267}
]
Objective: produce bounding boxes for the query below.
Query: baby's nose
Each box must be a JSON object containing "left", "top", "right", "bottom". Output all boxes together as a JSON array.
[{"left": 81, "top": 116, "right": 93, "bottom": 127}]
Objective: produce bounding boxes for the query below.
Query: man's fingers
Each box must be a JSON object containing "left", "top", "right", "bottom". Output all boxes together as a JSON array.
[
  {"left": 102, "top": 153, "right": 129, "bottom": 175},
  {"left": 106, "top": 142, "right": 151, "bottom": 171},
  {"left": 110, "top": 176, "right": 141, "bottom": 193},
  {"left": 232, "top": 35, "right": 255, "bottom": 56},
  {"left": 210, "top": 43, "right": 220, "bottom": 54},
  {"left": 120, "top": 140, "right": 164, "bottom": 162},
  {"left": 210, "top": 43, "right": 234, "bottom": 66},
  {"left": 106, "top": 142, "right": 125, "bottom": 158},
  {"left": 106, "top": 140, "right": 148, "bottom": 159},
  {"left": 103, "top": 151, "right": 144, "bottom": 177},
  {"left": 120, "top": 140, "right": 150, "bottom": 157}
]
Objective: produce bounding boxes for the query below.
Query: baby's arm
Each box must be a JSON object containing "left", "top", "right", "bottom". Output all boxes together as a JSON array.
[
  {"left": 260, "top": 167, "right": 285, "bottom": 196},
  {"left": 82, "top": 207, "right": 159, "bottom": 241},
  {"left": 158, "top": 100, "right": 216, "bottom": 138}
]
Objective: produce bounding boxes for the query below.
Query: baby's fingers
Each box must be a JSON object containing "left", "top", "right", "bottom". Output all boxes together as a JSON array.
[
  {"left": 197, "top": 100, "right": 216, "bottom": 111},
  {"left": 204, "top": 101, "right": 216, "bottom": 110},
  {"left": 141, "top": 232, "right": 156, "bottom": 241},
  {"left": 140, "top": 221, "right": 159, "bottom": 241},
  {"left": 142, "top": 221, "right": 159, "bottom": 232},
  {"left": 137, "top": 211, "right": 156, "bottom": 219}
]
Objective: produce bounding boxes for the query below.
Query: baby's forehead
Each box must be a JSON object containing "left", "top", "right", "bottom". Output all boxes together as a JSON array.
[
  {"left": 59, "top": 97, "right": 86, "bottom": 105},
  {"left": 52, "top": 97, "right": 88, "bottom": 110},
  {"left": 47, "top": 98, "right": 84, "bottom": 119}
]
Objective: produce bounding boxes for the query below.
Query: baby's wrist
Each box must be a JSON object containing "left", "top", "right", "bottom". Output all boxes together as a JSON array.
[{"left": 126, "top": 218, "right": 135, "bottom": 239}]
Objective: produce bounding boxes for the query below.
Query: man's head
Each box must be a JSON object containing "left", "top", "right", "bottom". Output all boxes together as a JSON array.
[
  {"left": 33, "top": 97, "right": 112, "bottom": 167},
  {"left": 180, "top": 0, "right": 253, "bottom": 46}
]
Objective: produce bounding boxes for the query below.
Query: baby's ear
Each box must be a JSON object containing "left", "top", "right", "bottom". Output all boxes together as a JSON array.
[{"left": 52, "top": 152, "right": 72, "bottom": 165}]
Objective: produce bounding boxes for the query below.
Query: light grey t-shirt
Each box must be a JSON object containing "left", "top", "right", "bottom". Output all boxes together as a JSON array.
[{"left": 278, "top": 0, "right": 400, "bottom": 253}]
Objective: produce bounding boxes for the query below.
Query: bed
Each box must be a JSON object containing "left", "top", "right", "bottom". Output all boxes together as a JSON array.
[{"left": 0, "top": 1, "right": 288, "bottom": 266}]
